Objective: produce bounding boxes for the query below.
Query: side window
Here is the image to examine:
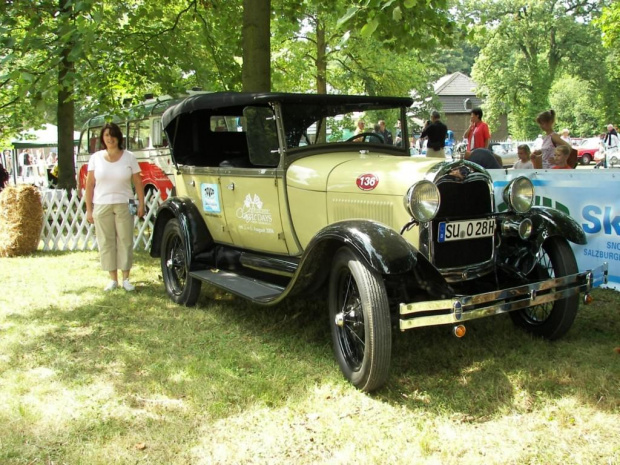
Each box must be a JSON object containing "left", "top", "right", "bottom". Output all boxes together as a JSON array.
[
  {"left": 78, "top": 131, "right": 88, "bottom": 154},
  {"left": 243, "top": 106, "right": 280, "bottom": 167},
  {"left": 127, "top": 119, "right": 151, "bottom": 150},
  {"left": 210, "top": 116, "right": 242, "bottom": 132},
  {"left": 152, "top": 118, "right": 168, "bottom": 147},
  {"left": 88, "top": 127, "right": 102, "bottom": 153}
]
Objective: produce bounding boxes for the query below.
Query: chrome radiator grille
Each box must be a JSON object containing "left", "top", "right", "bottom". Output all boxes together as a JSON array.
[{"left": 430, "top": 176, "right": 494, "bottom": 270}]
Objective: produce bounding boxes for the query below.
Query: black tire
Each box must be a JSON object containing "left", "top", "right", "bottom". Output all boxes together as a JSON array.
[
  {"left": 510, "top": 237, "right": 579, "bottom": 340},
  {"left": 581, "top": 153, "right": 591, "bottom": 165},
  {"left": 328, "top": 247, "right": 391, "bottom": 392},
  {"left": 161, "top": 219, "right": 201, "bottom": 306}
]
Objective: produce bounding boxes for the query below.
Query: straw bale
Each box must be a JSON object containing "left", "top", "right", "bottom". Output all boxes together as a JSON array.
[{"left": 0, "top": 185, "right": 43, "bottom": 257}]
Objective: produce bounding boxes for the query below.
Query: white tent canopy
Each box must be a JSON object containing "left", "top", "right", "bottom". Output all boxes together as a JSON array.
[{"left": 11, "top": 124, "right": 80, "bottom": 148}]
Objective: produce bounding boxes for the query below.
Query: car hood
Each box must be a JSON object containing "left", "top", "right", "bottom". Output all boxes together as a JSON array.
[{"left": 287, "top": 153, "right": 443, "bottom": 194}]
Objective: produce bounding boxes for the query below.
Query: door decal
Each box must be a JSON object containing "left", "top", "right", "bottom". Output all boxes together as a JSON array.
[{"left": 201, "top": 183, "right": 221, "bottom": 213}]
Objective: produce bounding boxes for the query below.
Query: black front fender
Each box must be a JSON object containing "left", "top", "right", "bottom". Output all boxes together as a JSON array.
[
  {"left": 273, "top": 219, "right": 451, "bottom": 303},
  {"left": 530, "top": 206, "right": 587, "bottom": 245},
  {"left": 307, "top": 220, "right": 418, "bottom": 274},
  {"left": 149, "top": 197, "right": 213, "bottom": 261}
]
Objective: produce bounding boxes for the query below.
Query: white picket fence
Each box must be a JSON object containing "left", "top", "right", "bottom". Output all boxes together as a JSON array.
[{"left": 39, "top": 189, "right": 166, "bottom": 252}]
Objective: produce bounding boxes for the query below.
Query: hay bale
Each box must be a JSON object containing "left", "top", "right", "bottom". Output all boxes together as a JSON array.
[{"left": 0, "top": 185, "right": 43, "bottom": 257}]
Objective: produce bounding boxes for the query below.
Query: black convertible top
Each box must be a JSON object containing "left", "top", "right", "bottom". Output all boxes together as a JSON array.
[{"left": 161, "top": 91, "right": 413, "bottom": 129}]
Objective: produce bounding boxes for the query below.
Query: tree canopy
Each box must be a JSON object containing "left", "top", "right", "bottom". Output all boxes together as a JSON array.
[
  {"left": 1, "top": 0, "right": 618, "bottom": 177},
  {"left": 467, "top": 0, "right": 615, "bottom": 138}
]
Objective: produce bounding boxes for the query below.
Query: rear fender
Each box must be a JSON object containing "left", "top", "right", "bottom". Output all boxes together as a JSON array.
[{"left": 150, "top": 197, "right": 213, "bottom": 266}]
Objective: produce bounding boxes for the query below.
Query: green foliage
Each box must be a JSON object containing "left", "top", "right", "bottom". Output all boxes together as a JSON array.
[
  {"left": 466, "top": 0, "right": 612, "bottom": 139},
  {"left": 550, "top": 76, "right": 605, "bottom": 138},
  {"left": 337, "top": 0, "right": 460, "bottom": 52}
]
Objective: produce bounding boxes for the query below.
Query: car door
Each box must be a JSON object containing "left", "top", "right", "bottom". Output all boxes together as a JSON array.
[{"left": 219, "top": 106, "right": 290, "bottom": 254}]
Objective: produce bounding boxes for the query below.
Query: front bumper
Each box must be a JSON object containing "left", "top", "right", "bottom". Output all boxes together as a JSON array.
[{"left": 399, "top": 263, "right": 608, "bottom": 331}]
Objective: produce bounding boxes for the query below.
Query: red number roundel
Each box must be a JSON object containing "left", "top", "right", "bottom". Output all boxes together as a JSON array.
[{"left": 356, "top": 173, "right": 379, "bottom": 191}]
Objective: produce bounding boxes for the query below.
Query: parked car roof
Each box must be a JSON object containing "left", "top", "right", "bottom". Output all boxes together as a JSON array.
[{"left": 162, "top": 92, "right": 414, "bottom": 129}]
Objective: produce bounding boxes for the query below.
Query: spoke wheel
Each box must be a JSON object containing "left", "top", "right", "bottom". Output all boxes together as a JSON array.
[
  {"left": 161, "top": 219, "right": 201, "bottom": 306},
  {"left": 510, "top": 237, "right": 579, "bottom": 340},
  {"left": 329, "top": 247, "right": 391, "bottom": 392}
]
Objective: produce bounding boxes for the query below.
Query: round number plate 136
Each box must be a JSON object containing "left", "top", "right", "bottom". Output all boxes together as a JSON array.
[{"left": 356, "top": 173, "right": 379, "bottom": 191}]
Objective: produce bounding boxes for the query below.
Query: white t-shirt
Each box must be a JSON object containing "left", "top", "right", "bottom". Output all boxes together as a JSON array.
[
  {"left": 88, "top": 150, "right": 141, "bottom": 204},
  {"left": 513, "top": 160, "right": 533, "bottom": 169}
]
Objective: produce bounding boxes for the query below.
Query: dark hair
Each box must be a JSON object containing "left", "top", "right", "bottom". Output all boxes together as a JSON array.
[
  {"left": 471, "top": 108, "right": 483, "bottom": 119},
  {"left": 431, "top": 110, "right": 441, "bottom": 119},
  {"left": 99, "top": 122, "right": 124, "bottom": 150},
  {"left": 536, "top": 109, "right": 556, "bottom": 125}
]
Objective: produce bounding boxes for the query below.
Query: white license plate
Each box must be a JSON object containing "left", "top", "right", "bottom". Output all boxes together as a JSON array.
[{"left": 438, "top": 219, "right": 495, "bottom": 242}]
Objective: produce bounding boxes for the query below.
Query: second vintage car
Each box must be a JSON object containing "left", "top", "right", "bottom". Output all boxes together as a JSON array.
[{"left": 150, "top": 92, "right": 607, "bottom": 392}]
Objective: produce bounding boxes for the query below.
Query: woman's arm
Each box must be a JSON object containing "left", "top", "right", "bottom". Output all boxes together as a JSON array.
[
  {"left": 132, "top": 172, "right": 145, "bottom": 218},
  {"left": 85, "top": 171, "right": 96, "bottom": 224},
  {"left": 551, "top": 133, "right": 570, "bottom": 147}
]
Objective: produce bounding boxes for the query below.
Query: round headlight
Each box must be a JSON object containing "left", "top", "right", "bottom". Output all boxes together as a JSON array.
[
  {"left": 404, "top": 180, "right": 440, "bottom": 222},
  {"left": 503, "top": 176, "right": 534, "bottom": 213}
]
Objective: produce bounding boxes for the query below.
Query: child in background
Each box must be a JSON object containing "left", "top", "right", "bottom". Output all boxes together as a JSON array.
[
  {"left": 552, "top": 145, "right": 572, "bottom": 169},
  {"left": 513, "top": 144, "right": 534, "bottom": 169}
]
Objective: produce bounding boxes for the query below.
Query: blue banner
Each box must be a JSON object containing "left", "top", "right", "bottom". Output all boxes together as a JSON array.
[{"left": 491, "top": 169, "right": 619, "bottom": 290}]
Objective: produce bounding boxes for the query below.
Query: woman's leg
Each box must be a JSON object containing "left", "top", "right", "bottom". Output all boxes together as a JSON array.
[{"left": 114, "top": 203, "right": 135, "bottom": 285}]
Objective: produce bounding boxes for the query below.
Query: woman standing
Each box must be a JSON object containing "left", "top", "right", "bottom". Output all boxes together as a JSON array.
[
  {"left": 85, "top": 122, "right": 144, "bottom": 291},
  {"left": 531, "top": 110, "right": 570, "bottom": 169}
]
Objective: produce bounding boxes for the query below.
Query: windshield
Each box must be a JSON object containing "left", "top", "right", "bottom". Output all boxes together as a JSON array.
[{"left": 279, "top": 103, "right": 407, "bottom": 150}]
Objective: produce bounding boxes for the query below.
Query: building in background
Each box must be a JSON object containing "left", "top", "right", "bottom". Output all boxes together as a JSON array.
[{"left": 433, "top": 72, "right": 508, "bottom": 142}]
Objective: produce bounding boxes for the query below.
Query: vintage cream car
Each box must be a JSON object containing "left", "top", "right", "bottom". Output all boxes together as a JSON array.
[{"left": 150, "top": 92, "right": 607, "bottom": 392}]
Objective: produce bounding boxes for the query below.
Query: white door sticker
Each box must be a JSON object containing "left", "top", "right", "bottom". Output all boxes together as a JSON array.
[{"left": 201, "top": 183, "right": 221, "bottom": 213}]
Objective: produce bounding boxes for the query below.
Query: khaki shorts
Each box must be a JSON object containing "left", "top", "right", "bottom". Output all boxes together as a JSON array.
[{"left": 93, "top": 203, "right": 134, "bottom": 271}]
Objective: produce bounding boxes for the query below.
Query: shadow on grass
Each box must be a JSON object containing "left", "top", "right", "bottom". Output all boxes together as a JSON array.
[
  {"left": 382, "top": 289, "right": 620, "bottom": 418},
  {"left": 4, "top": 250, "right": 620, "bottom": 427}
]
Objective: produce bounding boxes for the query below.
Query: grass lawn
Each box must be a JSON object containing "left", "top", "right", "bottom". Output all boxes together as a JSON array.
[{"left": 1, "top": 251, "right": 619, "bottom": 464}]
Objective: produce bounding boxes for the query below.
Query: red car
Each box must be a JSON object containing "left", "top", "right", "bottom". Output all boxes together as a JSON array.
[{"left": 575, "top": 137, "right": 602, "bottom": 165}]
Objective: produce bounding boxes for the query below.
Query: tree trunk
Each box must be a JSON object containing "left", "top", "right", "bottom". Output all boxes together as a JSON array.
[
  {"left": 242, "top": 0, "right": 271, "bottom": 92},
  {"left": 316, "top": 20, "right": 327, "bottom": 95},
  {"left": 57, "top": 1, "right": 76, "bottom": 190}
]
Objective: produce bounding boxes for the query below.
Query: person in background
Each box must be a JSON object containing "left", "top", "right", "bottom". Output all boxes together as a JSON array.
[
  {"left": 513, "top": 144, "right": 534, "bottom": 169},
  {"left": 444, "top": 130, "right": 455, "bottom": 158},
  {"left": 394, "top": 119, "right": 403, "bottom": 147},
  {"left": 47, "top": 151, "right": 58, "bottom": 168},
  {"left": 463, "top": 107, "right": 491, "bottom": 151},
  {"left": 533, "top": 134, "right": 544, "bottom": 150},
  {"left": 420, "top": 111, "right": 448, "bottom": 158},
  {"left": 354, "top": 119, "right": 365, "bottom": 136},
  {"left": 19, "top": 148, "right": 31, "bottom": 180},
  {"left": 377, "top": 120, "right": 393, "bottom": 145},
  {"left": 0, "top": 161, "right": 9, "bottom": 192},
  {"left": 531, "top": 109, "right": 570, "bottom": 169},
  {"left": 2, "top": 149, "right": 12, "bottom": 175},
  {"left": 552, "top": 145, "right": 572, "bottom": 169},
  {"left": 604, "top": 124, "right": 619, "bottom": 151},
  {"left": 560, "top": 128, "right": 571, "bottom": 143},
  {"left": 85, "top": 122, "right": 145, "bottom": 292},
  {"left": 372, "top": 123, "right": 383, "bottom": 142}
]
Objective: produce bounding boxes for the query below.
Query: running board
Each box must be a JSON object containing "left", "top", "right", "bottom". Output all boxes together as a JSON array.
[{"left": 189, "top": 269, "right": 285, "bottom": 303}]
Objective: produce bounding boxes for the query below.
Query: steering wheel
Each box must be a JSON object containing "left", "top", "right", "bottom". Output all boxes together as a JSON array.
[{"left": 346, "top": 132, "right": 385, "bottom": 144}]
